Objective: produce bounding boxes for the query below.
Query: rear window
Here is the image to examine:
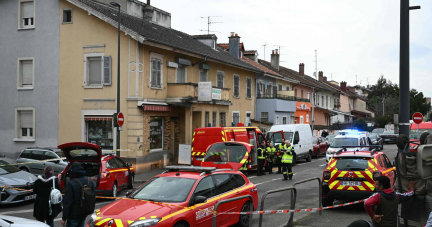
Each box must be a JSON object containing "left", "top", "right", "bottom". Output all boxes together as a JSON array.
[
  {"left": 204, "top": 143, "right": 247, "bottom": 163},
  {"left": 67, "top": 149, "right": 98, "bottom": 158},
  {"left": 336, "top": 158, "right": 370, "bottom": 171},
  {"left": 55, "top": 151, "right": 65, "bottom": 158},
  {"left": 330, "top": 138, "right": 358, "bottom": 148},
  {"left": 267, "top": 132, "right": 293, "bottom": 144}
]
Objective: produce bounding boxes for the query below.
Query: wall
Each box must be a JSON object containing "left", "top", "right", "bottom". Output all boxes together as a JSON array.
[
  {"left": 313, "top": 110, "right": 328, "bottom": 126},
  {"left": 331, "top": 114, "right": 345, "bottom": 124},
  {"left": 293, "top": 84, "right": 312, "bottom": 99},
  {"left": 255, "top": 99, "right": 296, "bottom": 125},
  {"left": 316, "top": 91, "right": 334, "bottom": 110},
  {"left": 339, "top": 94, "right": 350, "bottom": 112},
  {"left": 354, "top": 99, "right": 375, "bottom": 117},
  {"left": 0, "top": 0, "right": 60, "bottom": 158}
]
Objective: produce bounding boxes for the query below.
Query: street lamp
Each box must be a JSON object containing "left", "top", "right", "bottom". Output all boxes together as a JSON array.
[{"left": 110, "top": 2, "right": 121, "bottom": 156}]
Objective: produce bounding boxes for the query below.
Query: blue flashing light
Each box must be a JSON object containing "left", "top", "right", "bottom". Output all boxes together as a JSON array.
[{"left": 339, "top": 129, "right": 362, "bottom": 136}]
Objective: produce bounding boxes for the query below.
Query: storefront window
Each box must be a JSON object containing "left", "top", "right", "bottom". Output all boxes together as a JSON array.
[
  {"left": 86, "top": 116, "right": 114, "bottom": 150},
  {"left": 150, "top": 117, "right": 164, "bottom": 150}
]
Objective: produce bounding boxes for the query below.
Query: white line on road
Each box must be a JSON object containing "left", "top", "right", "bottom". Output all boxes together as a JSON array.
[
  {"left": 248, "top": 176, "right": 256, "bottom": 179},
  {"left": 319, "top": 164, "right": 327, "bottom": 167},
  {"left": 255, "top": 178, "right": 283, "bottom": 186}
]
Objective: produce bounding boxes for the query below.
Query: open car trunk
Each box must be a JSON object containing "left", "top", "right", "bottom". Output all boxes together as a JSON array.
[
  {"left": 201, "top": 142, "right": 250, "bottom": 170},
  {"left": 63, "top": 162, "right": 101, "bottom": 188}
]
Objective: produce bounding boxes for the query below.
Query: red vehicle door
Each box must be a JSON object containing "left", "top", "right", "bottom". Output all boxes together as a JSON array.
[
  {"left": 113, "top": 157, "right": 129, "bottom": 188},
  {"left": 192, "top": 176, "right": 217, "bottom": 227},
  {"left": 268, "top": 130, "right": 285, "bottom": 145},
  {"left": 106, "top": 158, "right": 124, "bottom": 189},
  {"left": 212, "top": 174, "right": 242, "bottom": 226},
  {"left": 380, "top": 154, "right": 396, "bottom": 187}
]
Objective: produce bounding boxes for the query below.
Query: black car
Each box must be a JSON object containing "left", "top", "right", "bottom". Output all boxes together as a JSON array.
[
  {"left": 368, "top": 133, "right": 383, "bottom": 150},
  {"left": 371, "top": 128, "right": 385, "bottom": 135},
  {"left": 380, "top": 130, "right": 398, "bottom": 144}
]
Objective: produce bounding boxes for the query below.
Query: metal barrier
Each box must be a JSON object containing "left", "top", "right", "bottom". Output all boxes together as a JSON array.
[
  {"left": 293, "top": 177, "right": 322, "bottom": 216},
  {"left": 212, "top": 195, "right": 253, "bottom": 227},
  {"left": 258, "top": 187, "right": 297, "bottom": 227}
]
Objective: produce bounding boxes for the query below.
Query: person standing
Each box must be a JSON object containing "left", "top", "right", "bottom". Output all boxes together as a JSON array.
[
  {"left": 238, "top": 155, "right": 249, "bottom": 177},
  {"left": 62, "top": 162, "right": 95, "bottom": 227},
  {"left": 282, "top": 140, "right": 295, "bottom": 181},
  {"left": 33, "top": 166, "right": 63, "bottom": 227},
  {"left": 364, "top": 176, "right": 415, "bottom": 227},
  {"left": 257, "top": 141, "right": 267, "bottom": 176},
  {"left": 266, "top": 142, "right": 276, "bottom": 174},
  {"left": 276, "top": 138, "right": 288, "bottom": 174}
]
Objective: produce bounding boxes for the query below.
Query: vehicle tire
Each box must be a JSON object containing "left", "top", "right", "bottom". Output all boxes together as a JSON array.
[
  {"left": 110, "top": 182, "right": 117, "bottom": 198},
  {"left": 314, "top": 149, "right": 320, "bottom": 159},
  {"left": 380, "top": 141, "right": 384, "bottom": 150},
  {"left": 20, "top": 167, "right": 29, "bottom": 172},
  {"left": 127, "top": 174, "right": 134, "bottom": 189},
  {"left": 306, "top": 151, "right": 312, "bottom": 162},
  {"left": 396, "top": 134, "right": 409, "bottom": 150},
  {"left": 420, "top": 132, "right": 430, "bottom": 145},
  {"left": 322, "top": 198, "right": 334, "bottom": 207},
  {"left": 173, "top": 222, "right": 187, "bottom": 227},
  {"left": 236, "top": 201, "right": 251, "bottom": 227}
]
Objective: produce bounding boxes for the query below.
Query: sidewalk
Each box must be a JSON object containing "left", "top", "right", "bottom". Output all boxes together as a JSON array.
[{"left": 134, "top": 167, "right": 166, "bottom": 183}]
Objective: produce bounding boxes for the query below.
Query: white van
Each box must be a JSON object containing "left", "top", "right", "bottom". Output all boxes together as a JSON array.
[{"left": 266, "top": 124, "right": 314, "bottom": 164}]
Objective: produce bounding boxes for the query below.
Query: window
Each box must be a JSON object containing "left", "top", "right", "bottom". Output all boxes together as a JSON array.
[
  {"left": 84, "top": 53, "right": 109, "bottom": 87},
  {"left": 278, "top": 84, "right": 282, "bottom": 91},
  {"left": 114, "top": 157, "right": 127, "bottom": 167},
  {"left": 282, "top": 116, "right": 287, "bottom": 124},
  {"left": 212, "top": 112, "right": 217, "bottom": 127},
  {"left": 317, "top": 94, "right": 319, "bottom": 105},
  {"left": 307, "top": 92, "right": 310, "bottom": 100},
  {"left": 106, "top": 159, "right": 117, "bottom": 169},
  {"left": 44, "top": 151, "right": 57, "bottom": 160},
  {"left": 300, "top": 116, "right": 304, "bottom": 124},
  {"left": 306, "top": 115, "right": 309, "bottom": 123},
  {"left": 149, "top": 117, "right": 164, "bottom": 150},
  {"left": 199, "top": 69, "right": 207, "bottom": 82},
  {"left": 268, "top": 84, "right": 273, "bottom": 97},
  {"left": 214, "top": 174, "right": 239, "bottom": 194},
  {"left": 15, "top": 107, "right": 35, "bottom": 141},
  {"left": 205, "top": 112, "right": 210, "bottom": 127},
  {"left": 85, "top": 115, "right": 114, "bottom": 150},
  {"left": 193, "top": 176, "right": 216, "bottom": 199},
  {"left": 233, "top": 75, "right": 240, "bottom": 98},
  {"left": 19, "top": 0, "right": 35, "bottom": 29},
  {"left": 286, "top": 85, "right": 290, "bottom": 91},
  {"left": 30, "top": 150, "right": 44, "bottom": 160},
  {"left": 62, "top": 9, "right": 72, "bottom": 23},
  {"left": 276, "top": 115, "right": 280, "bottom": 124},
  {"left": 383, "top": 154, "right": 393, "bottom": 168},
  {"left": 217, "top": 71, "right": 224, "bottom": 88},
  {"left": 377, "top": 156, "right": 384, "bottom": 168},
  {"left": 301, "top": 90, "right": 304, "bottom": 98},
  {"left": 322, "top": 96, "right": 324, "bottom": 107},
  {"left": 261, "top": 112, "right": 268, "bottom": 122},
  {"left": 246, "top": 112, "right": 251, "bottom": 126},
  {"left": 232, "top": 112, "right": 240, "bottom": 126},
  {"left": 326, "top": 96, "right": 328, "bottom": 108},
  {"left": 176, "top": 64, "right": 186, "bottom": 83},
  {"left": 233, "top": 174, "right": 246, "bottom": 187},
  {"left": 219, "top": 112, "right": 226, "bottom": 127},
  {"left": 150, "top": 53, "right": 163, "bottom": 89},
  {"left": 17, "top": 58, "right": 34, "bottom": 89},
  {"left": 246, "top": 77, "right": 252, "bottom": 99}
]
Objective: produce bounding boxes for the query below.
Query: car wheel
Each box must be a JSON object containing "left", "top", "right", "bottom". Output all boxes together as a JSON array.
[
  {"left": 236, "top": 201, "right": 251, "bottom": 227},
  {"left": 322, "top": 198, "right": 334, "bottom": 207},
  {"left": 173, "top": 222, "right": 187, "bottom": 227},
  {"left": 306, "top": 151, "right": 312, "bottom": 162},
  {"left": 396, "top": 134, "right": 409, "bottom": 150},
  {"left": 20, "top": 167, "right": 29, "bottom": 172},
  {"left": 111, "top": 182, "right": 117, "bottom": 198},
  {"left": 127, "top": 174, "right": 134, "bottom": 189}
]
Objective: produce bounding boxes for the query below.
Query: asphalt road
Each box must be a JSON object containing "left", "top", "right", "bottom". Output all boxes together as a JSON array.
[{"left": 0, "top": 144, "right": 399, "bottom": 227}]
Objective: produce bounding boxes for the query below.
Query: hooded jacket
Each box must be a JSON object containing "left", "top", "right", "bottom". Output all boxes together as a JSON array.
[
  {"left": 62, "top": 162, "right": 95, "bottom": 221},
  {"left": 33, "top": 175, "right": 63, "bottom": 220},
  {"left": 364, "top": 188, "right": 414, "bottom": 218}
]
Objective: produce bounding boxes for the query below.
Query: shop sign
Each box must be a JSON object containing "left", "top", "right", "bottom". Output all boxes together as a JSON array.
[
  {"left": 198, "top": 82, "right": 212, "bottom": 101},
  {"left": 212, "top": 88, "right": 221, "bottom": 100}
]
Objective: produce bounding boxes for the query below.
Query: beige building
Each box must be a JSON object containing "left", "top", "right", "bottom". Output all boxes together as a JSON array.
[{"left": 59, "top": 0, "right": 261, "bottom": 172}]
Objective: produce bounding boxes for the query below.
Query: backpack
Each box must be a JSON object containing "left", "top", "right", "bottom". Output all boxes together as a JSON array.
[
  {"left": 50, "top": 178, "right": 63, "bottom": 205},
  {"left": 73, "top": 178, "right": 95, "bottom": 216}
]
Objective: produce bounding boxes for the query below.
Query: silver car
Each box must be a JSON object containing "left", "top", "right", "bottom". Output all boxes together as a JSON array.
[
  {"left": 0, "top": 159, "right": 37, "bottom": 204},
  {"left": 0, "top": 215, "right": 49, "bottom": 226},
  {"left": 16, "top": 147, "right": 68, "bottom": 175}
]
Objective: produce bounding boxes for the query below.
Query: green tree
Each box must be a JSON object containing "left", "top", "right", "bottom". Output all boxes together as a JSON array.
[
  {"left": 353, "top": 118, "right": 368, "bottom": 131},
  {"left": 410, "top": 89, "right": 430, "bottom": 116},
  {"left": 374, "top": 116, "right": 391, "bottom": 128}
]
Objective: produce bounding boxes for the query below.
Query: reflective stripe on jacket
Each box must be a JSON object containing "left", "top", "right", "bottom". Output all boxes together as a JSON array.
[
  {"left": 281, "top": 146, "right": 294, "bottom": 163},
  {"left": 257, "top": 146, "right": 266, "bottom": 159}
]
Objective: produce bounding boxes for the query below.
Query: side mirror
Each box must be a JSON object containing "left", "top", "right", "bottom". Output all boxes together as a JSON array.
[
  {"left": 193, "top": 196, "right": 207, "bottom": 205},
  {"left": 52, "top": 160, "right": 60, "bottom": 164},
  {"left": 127, "top": 163, "right": 132, "bottom": 167}
]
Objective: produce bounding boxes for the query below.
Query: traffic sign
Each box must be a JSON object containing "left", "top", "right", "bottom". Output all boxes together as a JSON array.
[
  {"left": 117, "top": 112, "right": 124, "bottom": 127},
  {"left": 412, "top": 112, "right": 423, "bottom": 124}
]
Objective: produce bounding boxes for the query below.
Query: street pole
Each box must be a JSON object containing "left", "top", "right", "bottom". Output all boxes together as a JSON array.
[
  {"left": 111, "top": 2, "right": 121, "bottom": 156},
  {"left": 311, "top": 87, "right": 315, "bottom": 131},
  {"left": 399, "top": 0, "right": 420, "bottom": 152}
]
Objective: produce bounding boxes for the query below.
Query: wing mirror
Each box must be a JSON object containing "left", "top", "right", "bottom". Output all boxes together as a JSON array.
[
  {"left": 193, "top": 196, "right": 207, "bottom": 204},
  {"left": 127, "top": 163, "right": 132, "bottom": 167}
]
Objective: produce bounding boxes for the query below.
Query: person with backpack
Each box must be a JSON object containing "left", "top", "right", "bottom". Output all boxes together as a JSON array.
[
  {"left": 33, "top": 166, "right": 63, "bottom": 227},
  {"left": 62, "top": 162, "right": 95, "bottom": 227}
]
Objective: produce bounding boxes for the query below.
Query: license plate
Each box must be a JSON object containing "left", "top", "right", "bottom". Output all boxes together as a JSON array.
[
  {"left": 24, "top": 194, "right": 36, "bottom": 200},
  {"left": 341, "top": 181, "right": 361, "bottom": 186},
  {"left": 196, "top": 158, "right": 203, "bottom": 161}
]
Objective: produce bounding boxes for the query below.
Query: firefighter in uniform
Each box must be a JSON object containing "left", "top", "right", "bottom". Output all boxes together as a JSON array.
[
  {"left": 266, "top": 142, "right": 277, "bottom": 174},
  {"left": 276, "top": 138, "right": 288, "bottom": 174},
  {"left": 282, "top": 140, "right": 296, "bottom": 181},
  {"left": 257, "top": 140, "right": 267, "bottom": 176},
  {"left": 238, "top": 156, "right": 249, "bottom": 176}
]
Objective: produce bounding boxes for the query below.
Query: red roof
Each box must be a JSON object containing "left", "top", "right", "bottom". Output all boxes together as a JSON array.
[
  {"left": 241, "top": 57, "right": 286, "bottom": 79},
  {"left": 217, "top": 43, "right": 245, "bottom": 52}
]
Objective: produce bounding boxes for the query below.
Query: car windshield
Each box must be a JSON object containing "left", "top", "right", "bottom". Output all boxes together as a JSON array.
[
  {"left": 266, "top": 132, "right": 294, "bottom": 144},
  {"left": 369, "top": 134, "right": 378, "bottom": 140},
  {"left": 131, "top": 177, "right": 196, "bottom": 202},
  {"left": 372, "top": 129, "right": 385, "bottom": 134},
  {"left": 335, "top": 158, "right": 370, "bottom": 171},
  {"left": 330, "top": 138, "right": 358, "bottom": 148},
  {"left": 204, "top": 143, "right": 247, "bottom": 163},
  {"left": 0, "top": 160, "right": 21, "bottom": 175},
  {"left": 409, "top": 129, "right": 431, "bottom": 139},
  {"left": 55, "top": 151, "right": 65, "bottom": 158}
]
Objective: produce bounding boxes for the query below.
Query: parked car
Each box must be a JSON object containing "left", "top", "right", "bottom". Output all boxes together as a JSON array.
[
  {"left": 0, "top": 158, "right": 37, "bottom": 204},
  {"left": 325, "top": 135, "right": 337, "bottom": 144},
  {"left": 371, "top": 128, "right": 385, "bottom": 135},
  {"left": 0, "top": 215, "right": 49, "bottom": 227},
  {"left": 380, "top": 130, "right": 398, "bottom": 144},
  {"left": 369, "top": 133, "right": 384, "bottom": 150},
  {"left": 58, "top": 142, "right": 134, "bottom": 197},
  {"left": 312, "top": 137, "right": 328, "bottom": 158},
  {"left": 326, "top": 131, "right": 371, "bottom": 162},
  {"left": 16, "top": 147, "right": 68, "bottom": 175}
]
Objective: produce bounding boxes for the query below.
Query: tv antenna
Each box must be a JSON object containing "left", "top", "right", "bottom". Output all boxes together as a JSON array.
[
  {"left": 314, "top": 49, "right": 319, "bottom": 79},
  {"left": 200, "top": 16, "right": 222, "bottom": 34},
  {"left": 274, "top": 45, "right": 288, "bottom": 55},
  {"left": 262, "top": 43, "right": 270, "bottom": 60}
]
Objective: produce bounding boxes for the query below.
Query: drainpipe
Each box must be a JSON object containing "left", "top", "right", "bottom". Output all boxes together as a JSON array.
[{"left": 311, "top": 87, "right": 315, "bottom": 131}]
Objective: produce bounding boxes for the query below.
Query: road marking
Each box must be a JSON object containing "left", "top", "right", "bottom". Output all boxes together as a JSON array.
[
  {"left": 248, "top": 176, "right": 256, "bottom": 179},
  {"left": 256, "top": 178, "right": 283, "bottom": 185},
  {"left": 319, "top": 164, "right": 327, "bottom": 167}
]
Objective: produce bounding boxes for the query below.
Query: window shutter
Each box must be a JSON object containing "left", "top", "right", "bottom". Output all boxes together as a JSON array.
[
  {"left": 234, "top": 76, "right": 239, "bottom": 97},
  {"left": 103, "top": 56, "right": 111, "bottom": 85},
  {"left": 217, "top": 72, "right": 224, "bottom": 88},
  {"left": 88, "top": 57, "right": 102, "bottom": 85},
  {"left": 157, "top": 59, "right": 161, "bottom": 87},
  {"left": 21, "top": 60, "right": 33, "bottom": 86},
  {"left": 20, "top": 110, "right": 33, "bottom": 128},
  {"left": 273, "top": 86, "right": 278, "bottom": 98},
  {"left": 151, "top": 58, "right": 156, "bottom": 87},
  {"left": 246, "top": 78, "right": 251, "bottom": 98},
  {"left": 22, "top": 2, "right": 34, "bottom": 18}
]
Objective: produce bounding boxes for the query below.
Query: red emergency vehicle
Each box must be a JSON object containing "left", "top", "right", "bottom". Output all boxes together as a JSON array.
[
  {"left": 191, "top": 126, "right": 282, "bottom": 170},
  {"left": 409, "top": 122, "right": 432, "bottom": 151}
]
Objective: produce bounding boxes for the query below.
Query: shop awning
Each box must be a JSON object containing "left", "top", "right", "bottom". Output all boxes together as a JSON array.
[
  {"left": 84, "top": 115, "right": 112, "bottom": 121},
  {"left": 137, "top": 101, "right": 172, "bottom": 112}
]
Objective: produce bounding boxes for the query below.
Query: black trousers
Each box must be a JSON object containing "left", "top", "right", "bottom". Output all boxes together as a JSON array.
[
  {"left": 257, "top": 159, "right": 265, "bottom": 176},
  {"left": 282, "top": 163, "right": 293, "bottom": 180},
  {"left": 266, "top": 161, "right": 274, "bottom": 173},
  {"left": 277, "top": 157, "right": 282, "bottom": 173}
]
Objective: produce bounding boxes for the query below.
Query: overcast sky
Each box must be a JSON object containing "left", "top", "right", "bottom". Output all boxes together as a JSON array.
[{"left": 151, "top": 0, "right": 432, "bottom": 98}]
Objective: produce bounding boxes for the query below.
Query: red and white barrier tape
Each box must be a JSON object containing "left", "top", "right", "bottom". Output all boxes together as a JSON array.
[{"left": 219, "top": 199, "right": 365, "bottom": 215}]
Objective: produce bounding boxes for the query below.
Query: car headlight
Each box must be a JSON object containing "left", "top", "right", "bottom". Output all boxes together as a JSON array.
[
  {"left": 87, "top": 213, "right": 97, "bottom": 227},
  {"left": 129, "top": 218, "right": 162, "bottom": 227}
]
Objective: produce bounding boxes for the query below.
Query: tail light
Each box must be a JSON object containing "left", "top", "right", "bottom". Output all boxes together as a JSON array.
[
  {"left": 373, "top": 171, "right": 381, "bottom": 180},
  {"left": 100, "top": 171, "right": 110, "bottom": 179},
  {"left": 323, "top": 170, "right": 331, "bottom": 180}
]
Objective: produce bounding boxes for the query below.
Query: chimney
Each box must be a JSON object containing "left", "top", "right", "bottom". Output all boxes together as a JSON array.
[
  {"left": 318, "top": 71, "right": 324, "bottom": 82},
  {"left": 323, "top": 76, "right": 327, "bottom": 82},
  {"left": 340, "top": 81, "right": 347, "bottom": 91},
  {"left": 228, "top": 32, "right": 240, "bottom": 59},
  {"left": 147, "top": 0, "right": 150, "bottom": 5},
  {"left": 271, "top": 49, "right": 279, "bottom": 70},
  {"left": 299, "top": 63, "right": 305, "bottom": 76}
]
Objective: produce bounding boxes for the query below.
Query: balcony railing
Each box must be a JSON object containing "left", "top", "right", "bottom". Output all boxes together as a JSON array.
[{"left": 256, "top": 93, "right": 310, "bottom": 102}]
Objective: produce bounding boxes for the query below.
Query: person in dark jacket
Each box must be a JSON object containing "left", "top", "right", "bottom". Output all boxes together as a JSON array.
[
  {"left": 61, "top": 162, "right": 95, "bottom": 227},
  {"left": 34, "top": 166, "right": 63, "bottom": 227}
]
